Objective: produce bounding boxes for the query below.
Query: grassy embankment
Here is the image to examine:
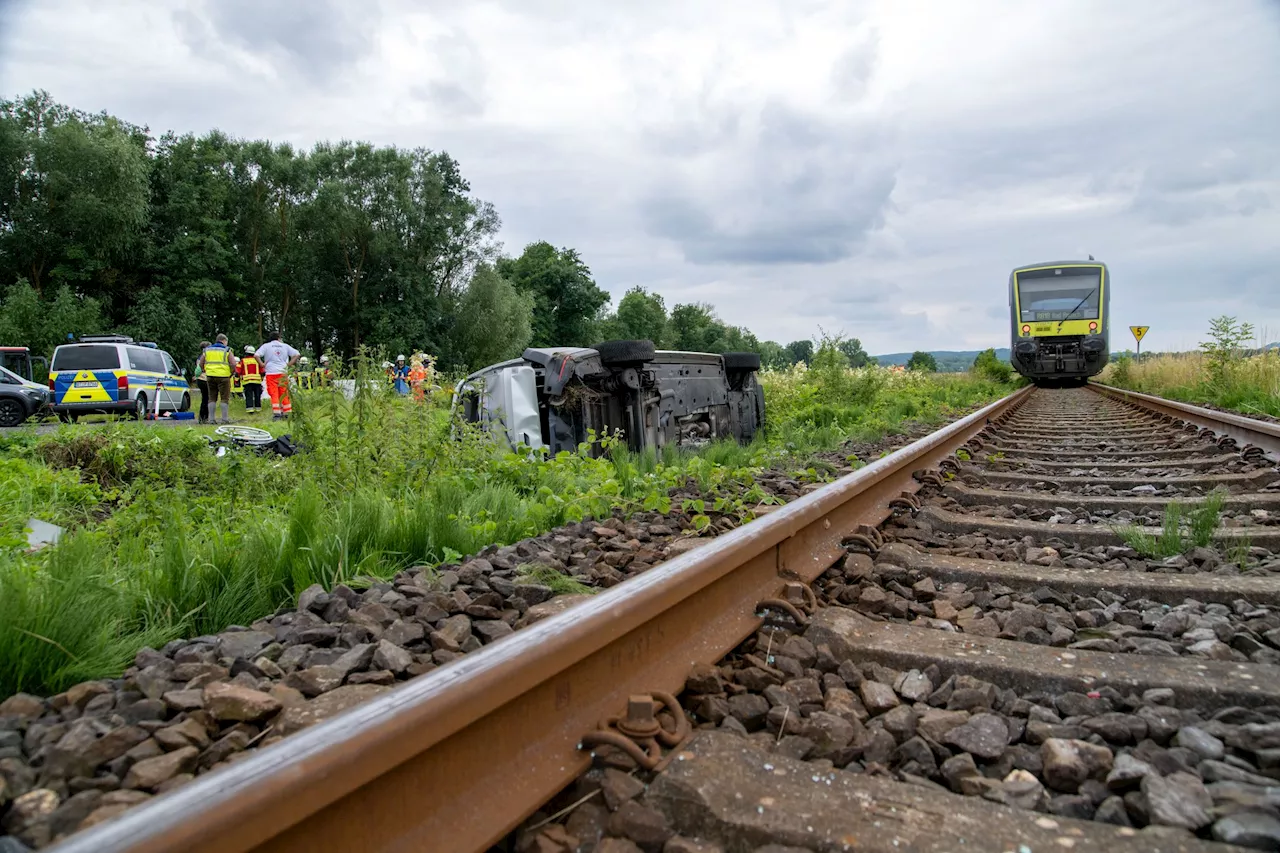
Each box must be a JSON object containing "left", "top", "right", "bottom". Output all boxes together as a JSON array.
[
  {"left": 1098, "top": 316, "right": 1280, "bottom": 418},
  {"left": 0, "top": 346, "right": 1017, "bottom": 697}
]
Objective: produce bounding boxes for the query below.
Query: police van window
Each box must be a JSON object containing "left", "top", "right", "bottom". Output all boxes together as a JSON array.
[
  {"left": 127, "top": 348, "right": 166, "bottom": 373},
  {"left": 162, "top": 353, "right": 179, "bottom": 375},
  {"left": 50, "top": 345, "right": 121, "bottom": 372}
]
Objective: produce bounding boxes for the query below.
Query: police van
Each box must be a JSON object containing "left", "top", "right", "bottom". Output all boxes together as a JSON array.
[{"left": 49, "top": 335, "right": 190, "bottom": 422}]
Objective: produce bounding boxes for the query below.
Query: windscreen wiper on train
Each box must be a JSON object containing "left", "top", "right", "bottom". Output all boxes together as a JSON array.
[{"left": 1058, "top": 289, "right": 1096, "bottom": 329}]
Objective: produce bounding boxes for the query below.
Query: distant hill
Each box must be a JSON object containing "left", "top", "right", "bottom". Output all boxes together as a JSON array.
[{"left": 874, "top": 349, "right": 1010, "bottom": 371}]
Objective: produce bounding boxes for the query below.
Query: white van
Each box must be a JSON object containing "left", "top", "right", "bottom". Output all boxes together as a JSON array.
[{"left": 49, "top": 335, "right": 190, "bottom": 421}]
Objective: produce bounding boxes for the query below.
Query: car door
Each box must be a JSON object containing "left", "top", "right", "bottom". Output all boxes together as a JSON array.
[{"left": 161, "top": 352, "right": 186, "bottom": 410}]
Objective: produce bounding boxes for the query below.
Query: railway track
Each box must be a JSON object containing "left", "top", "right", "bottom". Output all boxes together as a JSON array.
[{"left": 31, "top": 384, "right": 1280, "bottom": 853}]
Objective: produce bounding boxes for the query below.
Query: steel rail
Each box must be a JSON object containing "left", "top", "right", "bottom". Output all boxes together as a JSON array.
[
  {"left": 51, "top": 386, "right": 1033, "bottom": 853},
  {"left": 1090, "top": 381, "right": 1280, "bottom": 461}
]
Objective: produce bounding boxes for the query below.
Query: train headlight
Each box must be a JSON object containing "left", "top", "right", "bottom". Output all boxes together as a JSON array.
[
  {"left": 1088, "top": 322, "right": 1098, "bottom": 333},
  {"left": 1021, "top": 325, "right": 1031, "bottom": 335}
]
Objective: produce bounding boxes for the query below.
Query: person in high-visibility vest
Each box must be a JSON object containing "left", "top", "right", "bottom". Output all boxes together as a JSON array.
[
  {"left": 198, "top": 334, "right": 239, "bottom": 425},
  {"left": 238, "top": 344, "right": 265, "bottom": 413},
  {"left": 295, "top": 356, "right": 313, "bottom": 390},
  {"left": 316, "top": 354, "right": 333, "bottom": 387}
]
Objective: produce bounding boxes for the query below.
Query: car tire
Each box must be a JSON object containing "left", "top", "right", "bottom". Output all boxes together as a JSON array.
[
  {"left": 134, "top": 393, "right": 147, "bottom": 420},
  {"left": 0, "top": 398, "right": 26, "bottom": 427},
  {"left": 179, "top": 392, "right": 191, "bottom": 412},
  {"left": 722, "top": 352, "right": 761, "bottom": 372},
  {"left": 593, "top": 339, "right": 656, "bottom": 365}
]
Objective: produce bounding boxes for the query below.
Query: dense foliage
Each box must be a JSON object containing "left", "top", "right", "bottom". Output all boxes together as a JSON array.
[
  {"left": 0, "top": 90, "right": 883, "bottom": 377},
  {"left": 906, "top": 351, "right": 938, "bottom": 372},
  {"left": 0, "top": 356, "right": 1016, "bottom": 697}
]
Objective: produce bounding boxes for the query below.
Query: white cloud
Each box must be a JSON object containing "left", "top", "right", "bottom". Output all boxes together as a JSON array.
[{"left": 1, "top": 0, "right": 1278, "bottom": 353}]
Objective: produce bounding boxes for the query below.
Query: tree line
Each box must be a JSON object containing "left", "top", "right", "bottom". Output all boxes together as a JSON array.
[{"left": 0, "top": 91, "right": 873, "bottom": 373}]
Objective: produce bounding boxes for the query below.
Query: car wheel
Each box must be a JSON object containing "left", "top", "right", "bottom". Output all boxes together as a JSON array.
[
  {"left": 134, "top": 393, "right": 148, "bottom": 420},
  {"left": 179, "top": 392, "right": 191, "bottom": 412},
  {"left": 593, "top": 339, "right": 656, "bottom": 366},
  {"left": 722, "top": 352, "right": 762, "bottom": 372},
  {"left": 0, "top": 398, "right": 26, "bottom": 427}
]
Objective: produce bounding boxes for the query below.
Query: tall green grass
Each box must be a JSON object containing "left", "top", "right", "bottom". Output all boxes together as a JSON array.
[{"left": 0, "top": 349, "right": 1014, "bottom": 697}]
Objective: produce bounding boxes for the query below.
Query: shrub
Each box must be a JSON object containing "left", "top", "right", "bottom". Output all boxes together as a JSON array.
[{"left": 972, "top": 348, "right": 1013, "bottom": 384}]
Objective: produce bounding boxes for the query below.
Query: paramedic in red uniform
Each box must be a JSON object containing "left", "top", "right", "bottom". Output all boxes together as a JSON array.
[
  {"left": 256, "top": 332, "right": 300, "bottom": 420},
  {"left": 238, "top": 345, "right": 266, "bottom": 413}
]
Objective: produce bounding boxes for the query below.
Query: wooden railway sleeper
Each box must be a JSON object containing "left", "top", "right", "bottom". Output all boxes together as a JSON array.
[{"left": 579, "top": 691, "right": 691, "bottom": 773}]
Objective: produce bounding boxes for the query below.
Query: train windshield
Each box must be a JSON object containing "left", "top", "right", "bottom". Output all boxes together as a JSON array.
[{"left": 1016, "top": 267, "right": 1102, "bottom": 322}]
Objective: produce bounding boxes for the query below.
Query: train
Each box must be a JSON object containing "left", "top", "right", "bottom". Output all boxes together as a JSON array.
[{"left": 1008, "top": 259, "right": 1110, "bottom": 386}]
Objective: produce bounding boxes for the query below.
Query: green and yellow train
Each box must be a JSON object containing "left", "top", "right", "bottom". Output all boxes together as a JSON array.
[{"left": 1009, "top": 259, "right": 1110, "bottom": 386}]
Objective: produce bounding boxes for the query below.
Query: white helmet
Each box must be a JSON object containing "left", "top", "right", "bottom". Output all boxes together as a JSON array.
[
  {"left": 244, "top": 345, "right": 255, "bottom": 354},
  {"left": 299, "top": 356, "right": 310, "bottom": 365},
  {"left": 319, "top": 355, "right": 330, "bottom": 364},
  {"left": 381, "top": 361, "right": 392, "bottom": 369},
  {"left": 396, "top": 354, "right": 405, "bottom": 361}
]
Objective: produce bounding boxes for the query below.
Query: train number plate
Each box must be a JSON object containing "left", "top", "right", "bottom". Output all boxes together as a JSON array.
[{"left": 74, "top": 381, "right": 98, "bottom": 388}]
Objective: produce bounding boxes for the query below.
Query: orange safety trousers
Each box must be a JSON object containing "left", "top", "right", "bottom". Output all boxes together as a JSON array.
[{"left": 265, "top": 373, "right": 292, "bottom": 415}]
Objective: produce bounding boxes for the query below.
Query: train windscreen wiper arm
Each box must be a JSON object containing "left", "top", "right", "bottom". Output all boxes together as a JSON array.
[{"left": 1058, "top": 289, "right": 1096, "bottom": 329}]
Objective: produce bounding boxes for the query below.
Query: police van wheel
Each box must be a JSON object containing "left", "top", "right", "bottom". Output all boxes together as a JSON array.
[
  {"left": 133, "top": 394, "right": 148, "bottom": 420},
  {"left": 179, "top": 392, "right": 191, "bottom": 412}
]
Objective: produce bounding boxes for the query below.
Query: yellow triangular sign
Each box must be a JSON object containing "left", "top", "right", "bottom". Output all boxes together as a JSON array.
[{"left": 1130, "top": 326, "right": 1149, "bottom": 343}]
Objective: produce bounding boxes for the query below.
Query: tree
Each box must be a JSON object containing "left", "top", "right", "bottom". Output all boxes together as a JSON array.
[
  {"left": 0, "top": 279, "right": 107, "bottom": 357},
  {"left": 785, "top": 340, "right": 814, "bottom": 366},
  {"left": 444, "top": 264, "right": 535, "bottom": 371},
  {"left": 971, "top": 348, "right": 1012, "bottom": 383},
  {"left": 610, "top": 287, "right": 667, "bottom": 345},
  {"left": 0, "top": 92, "right": 150, "bottom": 306},
  {"left": 758, "top": 340, "right": 789, "bottom": 369},
  {"left": 124, "top": 287, "right": 202, "bottom": 367},
  {"left": 906, "top": 351, "right": 938, "bottom": 372},
  {"left": 838, "top": 337, "right": 870, "bottom": 368},
  {"left": 498, "top": 242, "right": 609, "bottom": 346}
]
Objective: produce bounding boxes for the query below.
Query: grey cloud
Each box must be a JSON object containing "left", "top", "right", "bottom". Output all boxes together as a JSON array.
[
  {"left": 642, "top": 101, "right": 899, "bottom": 265},
  {"left": 829, "top": 27, "right": 878, "bottom": 102},
  {"left": 175, "top": 0, "right": 379, "bottom": 81},
  {"left": 412, "top": 30, "right": 487, "bottom": 118}
]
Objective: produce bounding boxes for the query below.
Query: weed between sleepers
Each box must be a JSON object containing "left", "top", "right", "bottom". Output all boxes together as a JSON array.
[{"left": 1114, "top": 491, "right": 1227, "bottom": 559}]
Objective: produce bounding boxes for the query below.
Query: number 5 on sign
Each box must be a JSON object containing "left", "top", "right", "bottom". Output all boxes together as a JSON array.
[{"left": 1130, "top": 325, "right": 1150, "bottom": 360}]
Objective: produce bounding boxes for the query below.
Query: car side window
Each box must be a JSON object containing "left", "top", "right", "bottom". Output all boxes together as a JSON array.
[
  {"left": 128, "top": 348, "right": 165, "bottom": 373},
  {"left": 162, "top": 353, "right": 178, "bottom": 375}
]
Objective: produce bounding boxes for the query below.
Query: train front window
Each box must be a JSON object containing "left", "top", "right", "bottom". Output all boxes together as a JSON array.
[{"left": 1017, "top": 268, "right": 1102, "bottom": 322}]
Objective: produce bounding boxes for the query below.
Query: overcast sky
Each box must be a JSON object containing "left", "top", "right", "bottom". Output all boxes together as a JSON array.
[{"left": 2, "top": 0, "right": 1278, "bottom": 354}]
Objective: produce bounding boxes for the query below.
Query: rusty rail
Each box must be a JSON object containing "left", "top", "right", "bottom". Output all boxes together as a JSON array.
[
  {"left": 1090, "top": 381, "right": 1280, "bottom": 461},
  {"left": 51, "top": 386, "right": 1033, "bottom": 853}
]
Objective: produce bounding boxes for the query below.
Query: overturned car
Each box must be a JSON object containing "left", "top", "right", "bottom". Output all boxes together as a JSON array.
[{"left": 453, "top": 340, "right": 764, "bottom": 456}]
